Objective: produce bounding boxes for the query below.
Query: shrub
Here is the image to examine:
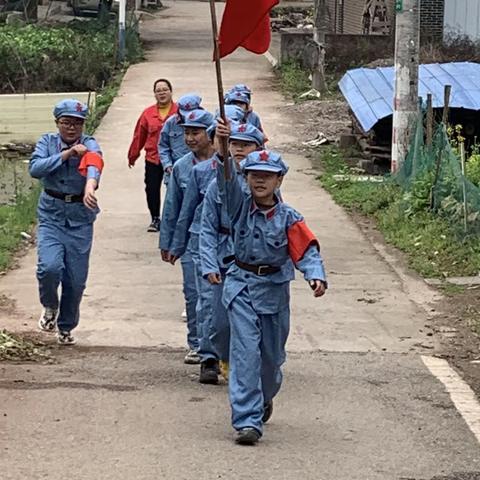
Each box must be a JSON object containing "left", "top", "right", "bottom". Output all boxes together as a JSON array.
[{"left": 0, "top": 19, "right": 142, "bottom": 93}]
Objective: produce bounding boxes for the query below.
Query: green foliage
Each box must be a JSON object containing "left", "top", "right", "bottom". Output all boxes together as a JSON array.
[
  {"left": 466, "top": 154, "right": 480, "bottom": 187},
  {"left": 0, "top": 19, "right": 143, "bottom": 93},
  {"left": 402, "top": 169, "right": 434, "bottom": 216},
  {"left": 0, "top": 185, "right": 40, "bottom": 271},
  {"left": 276, "top": 61, "right": 340, "bottom": 101},
  {"left": 315, "top": 147, "right": 480, "bottom": 278},
  {"left": 276, "top": 61, "right": 311, "bottom": 101},
  {"left": 378, "top": 205, "right": 480, "bottom": 278},
  {"left": 318, "top": 148, "right": 397, "bottom": 215},
  {"left": 85, "top": 70, "right": 124, "bottom": 135}
]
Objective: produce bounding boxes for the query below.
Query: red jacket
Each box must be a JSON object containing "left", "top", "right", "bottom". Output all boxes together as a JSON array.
[{"left": 128, "top": 102, "right": 178, "bottom": 166}]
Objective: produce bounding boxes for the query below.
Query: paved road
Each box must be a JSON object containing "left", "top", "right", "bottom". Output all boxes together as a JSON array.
[{"left": 1, "top": 2, "right": 479, "bottom": 478}]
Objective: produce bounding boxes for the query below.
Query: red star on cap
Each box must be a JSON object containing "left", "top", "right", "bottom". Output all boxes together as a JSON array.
[
  {"left": 184, "top": 103, "right": 191, "bottom": 110},
  {"left": 75, "top": 102, "right": 83, "bottom": 112},
  {"left": 259, "top": 151, "right": 269, "bottom": 161},
  {"left": 188, "top": 112, "right": 196, "bottom": 119},
  {"left": 236, "top": 92, "right": 242, "bottom": 97},
  {"left": 238, "top": 124, "right": 247, "bottom": 132}
]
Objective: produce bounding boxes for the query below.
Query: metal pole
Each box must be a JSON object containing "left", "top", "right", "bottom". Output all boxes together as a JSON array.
[
  {"left": 209, "top": 0, "right": 230, "bottom": 179},
  {"left": 391, "top": 0, "right": 420, "bottom": 172},
  {"left": 118, "top": 0, "right": 126, "bottom": 63}
]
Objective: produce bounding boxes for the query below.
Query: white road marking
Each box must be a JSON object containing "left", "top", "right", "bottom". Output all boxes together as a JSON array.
[
  {"left": 422, "top": 355, "right": 480, "bottom": 443},
  {"left": 264, "top": 50, "right": 278, "bottom": 68}
]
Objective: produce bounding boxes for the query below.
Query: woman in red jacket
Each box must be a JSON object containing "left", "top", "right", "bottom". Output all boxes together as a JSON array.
[{"left": 128, "top": 78, "right": 178, "bottom": 232}]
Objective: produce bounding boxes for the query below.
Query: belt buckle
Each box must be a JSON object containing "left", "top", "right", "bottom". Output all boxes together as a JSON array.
[
  {"left": 64, "top": 194, "right": 73, "bottom": 203},
  {"left": 257, "top": 265, "right": 269, "bottom": 276}
]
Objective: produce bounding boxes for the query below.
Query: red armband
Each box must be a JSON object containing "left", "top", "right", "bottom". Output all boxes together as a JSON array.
[
  {"left": 78, "top": 152, "right": 104, "bottom": 177},
  {"left": 287, "top": 220, "right": 320, "bottom": 264}
]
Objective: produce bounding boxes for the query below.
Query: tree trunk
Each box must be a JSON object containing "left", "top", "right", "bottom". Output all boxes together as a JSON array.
[{"left": 312, "top": 0, "right": 328, "bottom": 94}]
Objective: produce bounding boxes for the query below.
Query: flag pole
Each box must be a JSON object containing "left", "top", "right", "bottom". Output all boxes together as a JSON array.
[{"left": 209, "top": 0, "right": 231, "bottom": 180}]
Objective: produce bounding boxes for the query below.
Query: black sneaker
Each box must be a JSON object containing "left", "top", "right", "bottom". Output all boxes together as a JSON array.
[
  {"left": 235, "top": 428, "right": 261, "bottom": 445},
  {"left": 199, "top": 358, "right": 219, "bottom": 384},
  {"left": 147, "top": 217, "right": 160, "bottom": 232},
  {"left": 38, "top": 307, "right": 58, "bottom": 332},
  {"left": 262, "top": 400, "right": 273, "bottom": 423},
  {"left": 57, "top": 330, "right": 76, "bottom": 346}
]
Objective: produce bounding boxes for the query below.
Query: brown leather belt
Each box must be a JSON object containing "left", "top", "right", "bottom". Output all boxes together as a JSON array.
[
  {"left": 45, "top": 189, "right": 84, "bottom": 203},
  {"left": 219, "top": 226, "right": 231, "bottom": 235},
  {"left": 235, "top": 258, "right": 281, "bottom": 276}
]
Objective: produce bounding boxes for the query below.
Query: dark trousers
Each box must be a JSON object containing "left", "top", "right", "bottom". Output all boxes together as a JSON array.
[{"left": 145, "top": 160, "right": 164, "bottom": 219}]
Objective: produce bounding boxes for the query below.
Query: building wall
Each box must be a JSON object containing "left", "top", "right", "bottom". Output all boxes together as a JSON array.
[
  {"left": 327, "top": 0, "right": 395, "bottom": 35},
  {"left": 326, "top": 0, "right": 444, "bottom": 42},
  {"left": 444, "top": 0, "right": 480, "bottom": 41},
  {"left": 421, "top": 0, "right": 445, "bottom": 42}
]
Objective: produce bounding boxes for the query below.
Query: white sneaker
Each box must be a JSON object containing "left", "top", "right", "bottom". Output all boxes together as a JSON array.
[
  {"left": 184, "top": 349, "right": 201, "bottom": 365},
  {"left": 38, "top": 307, "right": 58, "bottom": 332},
  {"left": 57, "top": 330, "right": 76, "bottom": 346},
  {"left": 181, "top": 309, "right": 187, "bottom": 322}
]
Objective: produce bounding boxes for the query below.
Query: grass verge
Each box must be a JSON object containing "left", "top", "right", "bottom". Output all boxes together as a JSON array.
[
  {"left": 85, "top": 69, "right": 125, "bottom": 134},
  {"left": 315, "top": 147, "right": 480, "bottom": 278},
  {"left": 276, "top": 60, "right": 340, "bottom": 102},
  {"left": 0, "top": 186, "right": 40, "bottom": 272}
]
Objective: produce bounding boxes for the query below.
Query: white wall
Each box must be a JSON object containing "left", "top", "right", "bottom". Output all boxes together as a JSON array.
[
  {"left": 444, "top": 0, "right": 480, "bottom": 41},
  {"left": 0, "top": 92, "right": 95, "bottom": 144}
]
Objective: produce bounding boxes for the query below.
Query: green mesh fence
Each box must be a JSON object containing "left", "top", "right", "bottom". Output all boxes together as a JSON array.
[{"left": 393, "top": 114, "right": 480, "bottom": 240}]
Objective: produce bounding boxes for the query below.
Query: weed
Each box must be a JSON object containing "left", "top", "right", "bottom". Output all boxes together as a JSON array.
[
  {"left": 437, "top": 283, "right": 467, "bottom": 296},
  {"left": 0, "top": 19, "right": 143, "bottom": 94},
  {"left": 0, "top": 329, "right": 50, "bottom": 362},
  {"left": 276, "top": 61, "right": 311, "bottom": 101},
  {"left": 0, "top": 185, "right": 40, "bottom": 271},
  {"left": 85, "top": 70, "right": 125, "bottom": 135},
  {"left": 315, "top": 147, "right": 480, "bottom": 278}
]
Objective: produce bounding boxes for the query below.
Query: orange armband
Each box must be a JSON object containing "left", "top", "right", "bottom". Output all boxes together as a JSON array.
[
  {"left": 78, "top": 152, "right": 104, "bottom": 177},
  {"left": 287, "top": 220, "right": 319, "bottom": 264}
]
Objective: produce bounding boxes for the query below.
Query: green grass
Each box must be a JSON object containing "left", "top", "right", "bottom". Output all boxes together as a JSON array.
[
  {"left": 85, "top": 70, "right": 125, "bottom": 135},
  {"left": 0, "top": 185, "right": 40, "bottom": 271},
  {"left": 276, "top": 60, "right": 341, "bottom": 102},
  {"left": 316, "top": 147, "right": 480, "bottom": 278},
  {"left": 437, "top": 283, "right": 467, "bottom": 296},
  {"left": 276, "top": 61, "right": 311, "bottom": 101}
]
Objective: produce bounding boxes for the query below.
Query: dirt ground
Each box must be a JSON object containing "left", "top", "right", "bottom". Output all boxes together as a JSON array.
[
  {"left": 280, "top": 98, "right": 351, "bottom": 142},
  {"left": 283, "top": 96, "right": 480, "bottom": 398}
]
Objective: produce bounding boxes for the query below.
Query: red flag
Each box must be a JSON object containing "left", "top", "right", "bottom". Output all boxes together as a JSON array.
[{"left": 218, "top": 0, "right": 279, "bottom": 59}]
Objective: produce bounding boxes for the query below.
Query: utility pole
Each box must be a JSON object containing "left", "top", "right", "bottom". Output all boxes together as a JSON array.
[
  {"left": 312, "top": 0, "right": 328, "bottom": 95},
  {"left": 118, "top": 0, "right": 126, "bottom": 63},
  {"left": 391, "top": 0, "right": 420, "bottom": 172}
]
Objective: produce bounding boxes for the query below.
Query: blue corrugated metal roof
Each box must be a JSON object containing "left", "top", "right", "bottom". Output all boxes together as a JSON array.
[{"left": 338, "top": 62, "right": 480, "bottom": 133}]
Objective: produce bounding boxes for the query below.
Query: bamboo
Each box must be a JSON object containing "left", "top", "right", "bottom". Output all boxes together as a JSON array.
[
  {"left": 442, "top": 84, "right": 451, "bottom": 125},
  {"left": 430, "top": 85, "right": 452, "bottom": 210},
  {"left": 209, "top": 0, "right": 230, "bottom": 180},
  {"left": 426, "top": 93, "right": 433, "bottom": 148},
  {"left": 460, "top": 141, "right": 468, "bottom": 234}
]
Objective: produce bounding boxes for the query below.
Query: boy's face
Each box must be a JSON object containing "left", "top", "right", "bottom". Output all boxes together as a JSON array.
[
  {"left": 232, "top": 100, "right": 248, "bottom": 112},
  {"left": 229, "top": 140, "right": 257, "bottom": 165},
  {"left": 246, "top": 170, "right": 283, "bottom": 201},
  {"left": 56, "top": 116, "right": 84, "bottom": 144},
  {"left": 184, "top": 127, "right": 210, "bottom": 153}
]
